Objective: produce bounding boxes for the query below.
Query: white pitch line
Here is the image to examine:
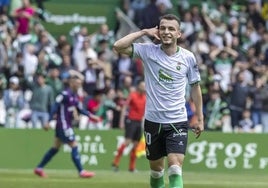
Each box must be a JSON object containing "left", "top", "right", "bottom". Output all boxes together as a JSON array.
[
  {"left": 0, "top": 177, "right": 267, "bottom": 186},
  {"left": 184, "top": 180, "right": 268, "bottom": 186}
]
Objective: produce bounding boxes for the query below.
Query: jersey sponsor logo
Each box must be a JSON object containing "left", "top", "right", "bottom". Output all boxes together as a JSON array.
[
  {"left": 158, "top": 69, "right": 173, "bottom": 83},
  {"left": 158, "top": 69, "right": 176, "bottom": 89},
  {"left": 173, "top": 129, "right": 187, "bottom": 137}
]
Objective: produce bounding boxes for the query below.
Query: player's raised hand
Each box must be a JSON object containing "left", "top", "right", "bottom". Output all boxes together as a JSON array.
[{"left": 143, "top": 26, "right": 160, "bottom": 41}]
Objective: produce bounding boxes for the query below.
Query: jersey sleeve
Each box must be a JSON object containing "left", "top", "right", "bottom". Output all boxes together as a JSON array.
[
  {"left": 187, "top": 53, "right": 201, "bottom": 85},
  {"left": 133, "top": 43, "right": 151, "bottom": 60},
  {"left": 77, "top": 101, "right": 90, "bottom": 116}
]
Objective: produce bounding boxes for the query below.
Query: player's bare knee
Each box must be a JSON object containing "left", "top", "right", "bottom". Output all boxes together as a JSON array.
[{"left": 150, "top": 158, "right": 165, "bottom": 171}]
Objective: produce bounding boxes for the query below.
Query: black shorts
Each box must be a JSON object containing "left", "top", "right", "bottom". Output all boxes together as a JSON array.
[
  {"left": 125, "top": 118, "right": 142, "bottom": 141},
  {"left": 144, "top": 119, "right": 188, "bottom": 161}
]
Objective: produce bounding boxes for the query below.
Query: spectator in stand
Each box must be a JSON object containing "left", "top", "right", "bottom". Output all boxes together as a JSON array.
[
  {"left": 130, "top": 0, "right": 147, "bottom": 28},
  {"left": 259, "top": 79, "right": 268, "bottom": 133},
  {"left": 249, "top": 76, "right": 264, "bottom": 129},
  {"left": 247, "top": 0, "right": 265, "bottom": 31},
  {"left": 190, "top": 5, "right": 203, "bottom": 32},
  {"left": 59, "top": 54, "right": 74, "bottom": 83},
  {"left": 12, "top": 0, "right": 35, "bottom": 35},
  {"left": 87, "top": 88, "right": 104, "bottom": 129},
  {"left": 114, "top": 0, "right": 135, "bottom": 38},
  {"left": 3, "top": 76, "right": 24, "bottom": 128},
  {"left": 82, "top": 57, "right": 104, "bottom": 96},
  {"left": 90, "top": 24, "right": 115, "bottom": 50},
  {"left": 255, "top": 31, "right": 268, "bottom": 65},
  {"left": 101, "top": 87, "right": 121, "bottom": 129},
  {"left": 238, "top": 109, "right": 254, "bottom": 133},
  {"left": 121, "top": 0, "right": 135, "bottom": 21},
  {"left": 55, "top": 34, "right": 72, "bottom": 58},
  {"left": 97, "top": 50, "right": 113, "bottom": 81},
  {"left": 0, "top": 73, "right": 7, "bottom": 126},
  {"left": 28, "top": 72, "right": 54, "bottom": 129},
  {"left": 209, "top": 46, "right": 238, "bottom": 93},
  {"left": 95, "top": 39, "right": 116, "bottom": 62},
  {"left": 71, "top": 26, "right": 89, "bottom": 60},
  {"left": 35, "top": 30, "right": 54, "bottom": 55},
  {"left": 0, "top": 44, "right": 6, "bottom": 71},
  {"left": 0, "top": 0, "right": 10, "bottom": 15},
  {"left": 112, "top": 88, "right": 126, "bottom": 129},
  {"left": 22, "top": 43, "right": 38, "bottom": 79},
  {"left": 191, "top": 31, "right": 210, "bottom": 65},
  {"left": 55, "top": 35, "right": 68, "bottom": 53},
  {"left": 155, "top": 0, "right": 173, "bottom": 16},
  {"left": 120, "top": 75, "right": 135, "bottom": 100},
  {"left": 46, "top": 67, "right": 63, "bottom": 98},
  {"left": 73, "top": 38, "right": 97, "bottom": 72},
  {"left": 0, "top": 14, "right": 10, "bottom": 69},
  {"left": 241, "top": 20, "right": 262, "bottom": 52},
  {"left": 228, "top": 71, "right": 251, "bottom": 131},
  {"left": 112, "top": 53, "right": 137, "bottom": 91},
  {"left": 8, "top": 52, "right": 24, "bottom": 79},
  {"left": 180, "top": 10, "right": 196, "bottom": 46},
  {"left": 140, "top": 0, "right": 161, "bottom": 30},
  {"left": 202, "top": 6, "right": 231, "bottom": 49},
  {"left": 205, "top": 89, "right": 230, "bottom": 131},
  {"left": 236, "top": 46, "right": 265, "bottom": 81}
]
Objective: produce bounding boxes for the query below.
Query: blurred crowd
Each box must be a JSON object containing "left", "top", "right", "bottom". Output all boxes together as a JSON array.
[{"left": 0, "top": 0, "right": 268, "bottom": 133}]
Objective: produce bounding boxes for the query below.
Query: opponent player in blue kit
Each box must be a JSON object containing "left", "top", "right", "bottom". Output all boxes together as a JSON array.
[{"left": 34, "top": 70, "right": 99, "bottom": 178}]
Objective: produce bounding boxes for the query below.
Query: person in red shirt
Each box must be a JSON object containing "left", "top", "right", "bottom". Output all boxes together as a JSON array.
[
  {"left": 12, "top": 0, "right": 35, "bottom": 35},
  {"left": 112, "top": 79, "right": 146, "bottom": 172},
  {"left": 87, "top": 89, "right": 104, "bottom": 129}
]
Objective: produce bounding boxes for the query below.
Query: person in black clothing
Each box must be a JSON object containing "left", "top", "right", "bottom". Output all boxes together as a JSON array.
[{"left": 228, "top": 71, "right": 250, "bottom": 130}]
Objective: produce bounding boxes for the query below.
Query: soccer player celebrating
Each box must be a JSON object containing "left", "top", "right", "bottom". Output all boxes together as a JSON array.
[
  {"left": 113, "top": 14, "right": 204, "bottom": 188},
  {"left": 34, "top": 70, "right": 99, "bottom": 178}
]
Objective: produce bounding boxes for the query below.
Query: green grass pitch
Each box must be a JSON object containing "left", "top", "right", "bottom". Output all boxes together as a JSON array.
[{"left": 0, "top": 169, "right": 267, "bottom": 188}]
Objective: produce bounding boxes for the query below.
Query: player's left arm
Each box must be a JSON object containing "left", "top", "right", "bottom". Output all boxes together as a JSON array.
[
  {"left": 190, "top": 82, "right": 204, "bottom": 138},
  {"left": 187, "top": 53, "right": 204, "bottom": 138},
  {"left": 76, "top": 102, "right": 100, "bottom": 121},
  {"left": 43, "top": 93, "right": 63, "bottom": 131}
]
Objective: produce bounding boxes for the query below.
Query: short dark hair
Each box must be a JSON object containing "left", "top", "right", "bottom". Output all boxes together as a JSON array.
[{"left": 159, "top": 14, "right": 181, "bottom": 27}]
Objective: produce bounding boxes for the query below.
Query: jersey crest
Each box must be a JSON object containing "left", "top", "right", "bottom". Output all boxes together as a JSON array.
[{"left": 176, "top": 62, "right": 182, "bottom": 71}]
